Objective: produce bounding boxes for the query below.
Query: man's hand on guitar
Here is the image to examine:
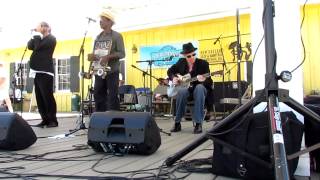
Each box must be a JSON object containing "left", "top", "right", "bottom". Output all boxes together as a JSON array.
[
  {"left": 87, "top": 53, "right": 98, "bottom": 62},
  {"left": 197, "top": 75, "right": 206, "bottom": 82}
]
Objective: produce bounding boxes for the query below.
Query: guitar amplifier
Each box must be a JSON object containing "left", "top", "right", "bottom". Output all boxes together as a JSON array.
[{"left": 212, "top": 81, "right": 249, "bottom": 112}]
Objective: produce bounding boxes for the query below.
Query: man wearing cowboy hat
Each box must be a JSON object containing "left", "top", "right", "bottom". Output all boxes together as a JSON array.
[
  {"left": 167, "top": 42, "right": 213, "bottom": 134},
  {"left": 87, "top": 8, "right": 125, "bottom": 111}
]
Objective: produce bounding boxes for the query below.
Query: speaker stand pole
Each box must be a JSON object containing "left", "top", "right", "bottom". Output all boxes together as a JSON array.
[{"left": 165, "top": 2, "right": 320, "bottom": 180}]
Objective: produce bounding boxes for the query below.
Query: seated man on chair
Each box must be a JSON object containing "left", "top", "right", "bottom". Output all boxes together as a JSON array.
[{"left": 167, "top": 42, "right": 213, "bottom": 134}]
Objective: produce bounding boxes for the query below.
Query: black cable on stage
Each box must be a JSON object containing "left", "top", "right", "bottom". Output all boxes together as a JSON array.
[{"left": 36, "top": 132, "right": 87, "bottom": 139}]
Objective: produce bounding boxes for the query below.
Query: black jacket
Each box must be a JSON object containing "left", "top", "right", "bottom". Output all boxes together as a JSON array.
[
  {"left": 167, "top": 58, "right": 213, "bottom": 90},
  {"left": 28, "top": 34, "right": 56, "bottom": 73}
]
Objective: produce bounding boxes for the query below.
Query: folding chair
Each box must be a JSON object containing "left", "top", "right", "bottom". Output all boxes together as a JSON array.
[{"left": 118, "top": 85, "right": 138, "bottom": 111}]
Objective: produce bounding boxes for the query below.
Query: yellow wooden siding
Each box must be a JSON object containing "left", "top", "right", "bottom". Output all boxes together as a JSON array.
[
  {"left": 1, "top": 4, "right": 320, "bottom": 112},
  {"left": 0, "top": 38, "right": 93, "bottom": 112},
  {"left": 122, "top": 14, "right": 251, "bottom": 90},
  {"left": 302, "top": 4, "right": 320, "bottom": 95}
]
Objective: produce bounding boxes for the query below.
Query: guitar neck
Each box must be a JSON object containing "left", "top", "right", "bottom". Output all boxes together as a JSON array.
[
  {"left": 185, "top": 72, "right": 210, "bottom": 83},
  {"left": 184, "top": 71, "right": 222, "bottom": 83}
]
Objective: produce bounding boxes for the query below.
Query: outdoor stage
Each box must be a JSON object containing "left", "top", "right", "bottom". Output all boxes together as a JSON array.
[{"left": 0, "top": 113, "right": 318, "bottom": 179}]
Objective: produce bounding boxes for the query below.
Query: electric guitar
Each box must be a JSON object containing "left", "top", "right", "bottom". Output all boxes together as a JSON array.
[{"left": 167, "top": 70, "right": 223, "bottom": 97}]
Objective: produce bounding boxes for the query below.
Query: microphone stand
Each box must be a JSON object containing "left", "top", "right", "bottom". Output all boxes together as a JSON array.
[
  {"left": 135, "top": 61, "right": 171, "bottom": 136},
  {"left": 64, "top": 18, "right": 93, "bottom": 137},
  {"left": 131, "top": 65, "right": 149, "bottom": 111},
  {"left": 131, "top": 65, "right": 165, "bottom": 83},
  {"left": 216, "top": 37, "right": 229, "bottom": 117},
  {"left": 135, "top": 60, "right": 168, "bottom": 115}
]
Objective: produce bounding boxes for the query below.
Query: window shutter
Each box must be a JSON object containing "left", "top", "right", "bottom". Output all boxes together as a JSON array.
[
  {"left": 9, "top": 63, "right": 15, "bottom": 89},
  {"left": 25, "top": 63, "right": 34, "bottom": 93},
  {"left": 70, "top": 56, "right": 80, "bottom": 92}
]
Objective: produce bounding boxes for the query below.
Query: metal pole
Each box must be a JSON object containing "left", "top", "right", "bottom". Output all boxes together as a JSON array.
[{"left": 263, "top": 0, "right": 289, "bottom": 179}]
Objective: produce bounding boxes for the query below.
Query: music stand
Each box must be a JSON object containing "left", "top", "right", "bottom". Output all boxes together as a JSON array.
[{"left": 165, "top": 1, "right": 320, "bottom": 179}]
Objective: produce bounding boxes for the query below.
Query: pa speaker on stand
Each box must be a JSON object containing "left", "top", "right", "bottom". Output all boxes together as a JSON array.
[{"left": 87, "top": 111, "right": 161, "bottom": 155}]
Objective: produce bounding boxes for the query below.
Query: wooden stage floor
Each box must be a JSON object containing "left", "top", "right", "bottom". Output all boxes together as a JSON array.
[{"left": 0, "top": 113, "right": 318, "bottom": 179}]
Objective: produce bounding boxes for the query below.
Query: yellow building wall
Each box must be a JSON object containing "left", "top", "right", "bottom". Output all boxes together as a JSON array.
[
  {"left": 122, "top": 14, "right": 252, "bottom": 90},
  {"left": 301, "top": 4, "right": 320, "bottom": 95},
  {"left": 0, "top": 38, "right": 94, "bottom": 112},
  {"left": 1, "top": 4, "right": 320, "bottom": 112}
]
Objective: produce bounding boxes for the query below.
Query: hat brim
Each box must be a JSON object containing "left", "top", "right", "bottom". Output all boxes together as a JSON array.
[{"left": 180, "top": 47, "right": 197, "bottom": 54}]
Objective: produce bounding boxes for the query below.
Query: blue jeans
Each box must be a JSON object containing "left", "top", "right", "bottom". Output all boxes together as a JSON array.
[{"left": 174, "top": 84, "right": 207, "bottom": 124}]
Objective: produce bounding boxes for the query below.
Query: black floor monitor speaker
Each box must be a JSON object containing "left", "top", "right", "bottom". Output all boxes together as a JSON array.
[
  {"left": 0, "top": 112, "right": 37, "bottom": 150},
  {"left": 211, "top": 111, "right": 303, "bottom": 180},
  {"left": 87, "top": 111, "right": 161, "bottom": 155}
]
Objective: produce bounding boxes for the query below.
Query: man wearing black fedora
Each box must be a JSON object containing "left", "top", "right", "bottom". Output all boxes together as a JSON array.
[{"left": 167, "top": 42, "right": 213, "bottom": 134}]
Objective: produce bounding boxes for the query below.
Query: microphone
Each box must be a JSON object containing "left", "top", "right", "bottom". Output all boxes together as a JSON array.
[
  {"left": 86, "top": 17, "right": 96, "bottom": 23},
  {"left": 131, "top": 64, "right": 137, "bottom": 68},
  {"left": 213, "top": 34, "right": 222, "bottom": 45}
]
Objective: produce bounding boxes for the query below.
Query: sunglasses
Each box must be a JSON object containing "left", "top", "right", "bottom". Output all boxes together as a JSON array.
[{"left": 186, "top": 53, "right": 196, "bottom": 58}]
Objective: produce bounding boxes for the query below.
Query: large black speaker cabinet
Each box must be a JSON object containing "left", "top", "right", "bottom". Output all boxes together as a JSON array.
[
  {"left": 211, "top": 111, "right": 303, "bottom": 180},
  {"left": 0, "top": 112, "right": 37, "bottom": 150},
  {"left": 304, "top": 104, "right": 320, "bottom": 172},
  {"left": 212, "top": 81, "right": 249, "bottom": 112},
  {"left": 87, "top": 111, "right": 161, "bottom": 155}
]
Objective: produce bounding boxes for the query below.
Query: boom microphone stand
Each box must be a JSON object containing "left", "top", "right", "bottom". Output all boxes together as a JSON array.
[
  {"left": 214, "top": 34, "right": 229, "bottom": 117},
  {"left": 65, "top": 18, "right": 94, "bottom": 136},
  {"left": 131, "top": 64, "right": 150, "bottom": 111},
  {"left": 165, "top": 1, "right": 320, "bottom": 180},
  {"left": 135, "top": 61, "right": 171, "bottom": 136}
]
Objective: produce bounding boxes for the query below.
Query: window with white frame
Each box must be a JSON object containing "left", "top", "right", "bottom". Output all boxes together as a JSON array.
[{"left": 55, "top": 58, "right": 70, "bottom": 91}]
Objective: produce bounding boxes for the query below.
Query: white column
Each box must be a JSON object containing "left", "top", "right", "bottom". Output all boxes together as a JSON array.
[{"left": 250, "top": 0, "right": 308, "bottom": 176}]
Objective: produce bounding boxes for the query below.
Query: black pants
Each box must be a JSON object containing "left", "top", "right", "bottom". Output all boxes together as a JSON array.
[
  {"left": 34, "top": 73, "right": 57, "bottom": 124},
  {"left": 94, "top": 71, "right": 119, "bottom": 112}
]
